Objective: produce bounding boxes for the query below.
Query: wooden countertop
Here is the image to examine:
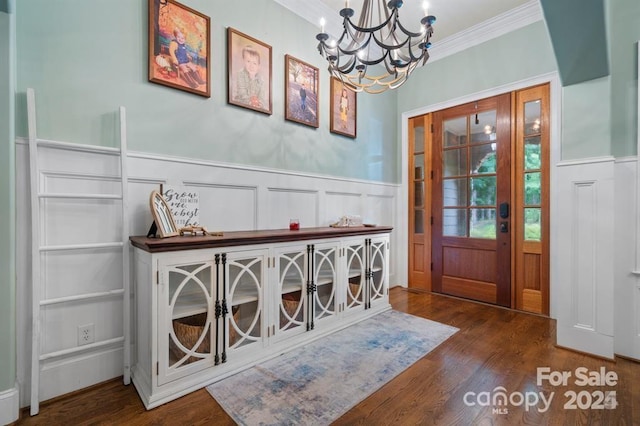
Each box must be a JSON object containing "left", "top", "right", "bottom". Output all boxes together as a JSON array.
[{"left": 130, "top": 226, "right": 393, "bottom": 253}]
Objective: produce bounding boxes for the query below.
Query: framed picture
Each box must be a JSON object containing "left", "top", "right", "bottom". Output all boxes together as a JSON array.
[
  {"left": 227, "top": 28, "right": 272, "bottom": 115},
  {"left": 148, "top": 0, "right": 210, "bottom": 97},
  {"left": 330, "top": 77, "right": 357, "bottom": 138},
  {"left": 284, "top": 55, "right": 319, "bottom": 128}
]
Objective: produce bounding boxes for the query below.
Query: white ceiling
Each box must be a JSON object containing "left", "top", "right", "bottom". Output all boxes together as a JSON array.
[
  {"left": 316, "top": 0, "right": 532, "bottom": 40},
  {"left": 274, "top": 0, "right": 541, "bottom": 61}
]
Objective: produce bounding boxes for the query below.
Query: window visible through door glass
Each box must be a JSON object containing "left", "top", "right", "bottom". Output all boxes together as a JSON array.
[{"left": 442, "top": 111, "right": 498, "bottom": 239}]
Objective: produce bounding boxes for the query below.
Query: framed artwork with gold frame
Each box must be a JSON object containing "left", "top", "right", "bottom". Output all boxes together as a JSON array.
[
  {"left": 227, "top": 27, "right": 272, "bottom": 114},
  {"left": 330, "top": 77, "right": 357, "bottom": 138},
  {"left": 148, "top": 0, "right": 210, "bottom": 97}
]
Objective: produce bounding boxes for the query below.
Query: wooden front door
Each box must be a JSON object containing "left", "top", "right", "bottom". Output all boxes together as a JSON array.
[{"left": 431, "top": 94, "right": 512, "bottom": 307}]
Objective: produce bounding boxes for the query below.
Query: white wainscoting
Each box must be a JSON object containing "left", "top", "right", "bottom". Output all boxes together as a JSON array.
[
  {"left": 17, "top": 136, "right": 639, "bottom": 406},
  {"left": 615, "top": 157, "right": 640, "bottom": 360},
  {"left": 553, "top": 157, "right": 615, "bottom": 359},
  {"left": 0, "top": 385, "right": 19, "bottom": 425},
  {"left": 15, "top": 139, "right": 400, "bottom": 407}
]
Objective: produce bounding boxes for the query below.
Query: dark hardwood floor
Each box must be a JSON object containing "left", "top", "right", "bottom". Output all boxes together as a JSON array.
[{"left": 14, "top": 288, "right": 640, "bottom": 425}]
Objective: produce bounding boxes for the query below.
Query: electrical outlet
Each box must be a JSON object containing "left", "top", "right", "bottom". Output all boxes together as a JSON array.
[{"left": 78, "top": 323, "right": 95, "bottom": 346}]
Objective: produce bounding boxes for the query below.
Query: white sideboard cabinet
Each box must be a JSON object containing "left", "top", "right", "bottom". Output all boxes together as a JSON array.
[{"left": 130, "top": 226, "right": 392, "bottom": 409}]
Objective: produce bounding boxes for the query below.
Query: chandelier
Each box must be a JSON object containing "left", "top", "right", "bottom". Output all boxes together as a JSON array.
[{"left": 316, "top": 0, "right": 436, "bottom": 94}]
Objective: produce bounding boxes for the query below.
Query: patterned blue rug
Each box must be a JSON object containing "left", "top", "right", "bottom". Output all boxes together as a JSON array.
[{"left": 206, "top": 310, "right": 458, "bottom": 425}]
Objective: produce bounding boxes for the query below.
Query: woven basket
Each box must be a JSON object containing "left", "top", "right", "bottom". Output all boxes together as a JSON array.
[
  {"left": 349, "top": 283, "right": 362, "bottom": 302},
  {"left": 280, "top": 292, "right": 301, "bottom": 326},
  {"left": 171, "top": 313, "right": 210, "bottom": 364},
  {"left": 171, "top": 308, "right": 239, "bottom": 364}
]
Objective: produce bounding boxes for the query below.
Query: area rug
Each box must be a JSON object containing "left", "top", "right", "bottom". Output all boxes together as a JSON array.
[{"left": 206, "top": 310, "right": 458, "bottom": 425}]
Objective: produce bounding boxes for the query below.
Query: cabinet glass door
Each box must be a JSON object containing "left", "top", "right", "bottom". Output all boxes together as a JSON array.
[
  {"left": 159, "top": 258, "right": 215, "bottom": 385},
  {"left": 275, "top": 247, "right": 307, "bottom": 337},
  {"left": 227, "top": 251, "right": 266, "bottom": 353},
  {"left": 344, "top": 241, "right": 366, "bottom": 313},
  {"left": 369, "top": 238, "right": 388, "bottom": 306},
  {"left": 313, "top": 244, "right": 337, "bottom": 324}
]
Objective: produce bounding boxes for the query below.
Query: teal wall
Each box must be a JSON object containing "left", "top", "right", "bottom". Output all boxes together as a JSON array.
[
  {"left": 562, "top": 76, "right": 612, "bottom": 159},
  {"left": 15, "top": 0, "right": 398, "bottom": 183},
  {"left": 0, "top": 4, "right": 16, "bottom": 394},
  {"left": 610, "top": 0, "right": 640, "bottom": 157}
]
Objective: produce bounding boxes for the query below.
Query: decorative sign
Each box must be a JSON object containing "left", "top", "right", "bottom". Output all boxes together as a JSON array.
[{"left": 162, "top": 186, "right": 200, "bottom": 228}]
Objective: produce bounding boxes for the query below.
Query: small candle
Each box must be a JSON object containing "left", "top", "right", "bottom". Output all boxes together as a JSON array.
[
  {"left": 346, "top": 0, "right": 349, "bottom": 8},
  {"left": 422, "top": 1, "right": 429, "bottom": 16},
  {"left": 320, "top": 17, "right": 325, "bottom": 33}
]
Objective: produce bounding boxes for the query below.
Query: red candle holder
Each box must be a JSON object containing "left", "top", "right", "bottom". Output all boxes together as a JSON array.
[{"left": 289, "top": 219, "right": 300, "bottom": 230}]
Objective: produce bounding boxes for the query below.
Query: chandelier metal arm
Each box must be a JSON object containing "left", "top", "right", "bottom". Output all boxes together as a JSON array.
[
  {"left": 343, "top": 10, "right": 397, "bottom": 35},
  {"left": 315, "top": 0, "right": 436, "bottom": 94}
]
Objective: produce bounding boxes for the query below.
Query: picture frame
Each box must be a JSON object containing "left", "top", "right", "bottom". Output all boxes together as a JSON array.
[
  {"left": 148, "top": 0, "right": 210, "bottom": 97},
  {"left": 149, "top": 190, "right": 179, "bottom": 238},
  {"left": 330, "top": 77, "right": 357, "bottom": 138},
  {"left": 227, "top": 28, "right": 272, "bottom": 115},
  {"left": 284, "top": 55, "right": 319, "bottom": 128}
]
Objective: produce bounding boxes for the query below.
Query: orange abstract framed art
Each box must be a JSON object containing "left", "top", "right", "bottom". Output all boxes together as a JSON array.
[{"left": 148, "top": 0, "right": 210, "bottom": 97}]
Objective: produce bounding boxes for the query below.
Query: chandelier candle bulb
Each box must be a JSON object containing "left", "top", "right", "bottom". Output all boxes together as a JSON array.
[{"left": 320, "top": 17, "right": 325, "bottom": 33}]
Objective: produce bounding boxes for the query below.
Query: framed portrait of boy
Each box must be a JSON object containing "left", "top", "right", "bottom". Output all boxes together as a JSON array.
[
  {"left": 284, "top": 55, "right": 319, "bottom": 128},
  {"left": 148, "top": 0, "right": 210, "bottom": 97},
  {"left": 227, "top": 28, "right": 272, "bottom": 115},
  {"left": 330, "top": 77, "right": 357, "bottom": 138}
]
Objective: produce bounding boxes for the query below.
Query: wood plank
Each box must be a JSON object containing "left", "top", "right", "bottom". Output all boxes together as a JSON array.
[
  {"left": 522, "top": 288, "right": 542, "bottom": 313},
  {"left": 16, "top": 288, "right": 640, "bottom": 425},
  {"left": 441, "top": 276, "right": 497, "bottom": 304},
  {"left": 443, "top": 246, "right": 496, "bottom": 283}
]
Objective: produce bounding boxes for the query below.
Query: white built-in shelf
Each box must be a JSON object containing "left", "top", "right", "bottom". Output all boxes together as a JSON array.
[
  {"left": 172, "top": 293, "right": 207, "bottom": 320},
  {"left": 281, "top": 281, "right": 303, "bottom": 294},
  {"left": 231, "top": 288, "right": 259, "bottom": 306}
]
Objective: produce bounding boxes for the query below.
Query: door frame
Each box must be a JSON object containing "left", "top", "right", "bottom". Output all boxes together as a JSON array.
[{"left": 399, "top": 72, "right": 562, "bottom": 319}]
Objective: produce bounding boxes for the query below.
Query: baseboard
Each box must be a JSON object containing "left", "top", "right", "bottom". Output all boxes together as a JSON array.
[{"left": 0, "top": 384, "right": 19, "bottom": 425}]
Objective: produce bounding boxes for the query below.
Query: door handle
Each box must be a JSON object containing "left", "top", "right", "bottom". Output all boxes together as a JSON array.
[
  {"left": 500, "top": 221, "right": 508, "bottom": 233},
  {"left": 499, "top": 202, "right": 509, "bottom": 219}
]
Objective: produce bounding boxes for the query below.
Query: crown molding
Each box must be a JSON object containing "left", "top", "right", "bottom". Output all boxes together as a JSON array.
[
  {"left": 429, "top": 0, "right": 543, "bottom": 62},
  {"left": 273, "top": 0, "right": 543, "bottom": 63}
]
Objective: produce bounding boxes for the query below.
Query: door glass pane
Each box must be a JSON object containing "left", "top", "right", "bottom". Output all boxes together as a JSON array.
[
  {"left": 470, "top": 208, "right": 496, "bottom": 239},
  {"left": 228, "top": 258, "right": 263, "bottom": 348},
  {"left": 444, "top": 117, "right": 467, "bottom": 147},
  {"left": 525, "top": 100, "right": 541, "bottom": 135},
  {"left": 414, "top": 154, "right": 424, "bottom": 179},
  {"left": 345, "top": 244, "right": 365, "bottom": 308},
  {"left": 414, "top": 209, "right": 424, "bottom": 234},
  {"left": 470, "top": 110, "right": 497, "bottom": 144},
  {"left": 279, "top": 251, "right": 305, "bottom": 332},
  {"left": 443, "top": 208, "right": 467, "bottom": 237},
  {"left": 413, "top": 126, "right": 425, "bottom": 152},
  {"left": 525, "top": 136, "right": 541, "bottom": 170},
  {"left": 524, "top": 172, "right": 541, "bottom": 205},
  {"left": 470, "top": 144, "right": 497, "bottom": 174},
  {"left": 314, "top": 248, "right": 336, "bottom": 320},
  {"left": 443, "top": 178, "right": 467, "bottom": 207},
  {"left": 414, "top": 182, "right": 424, "bottom": 207},
  {"left": 524, "top": 208, "right": 541, "bottom": 241},
  {"left": 470, "top": 177, "right": 497, "bottom": 206},
  {"left": 443, "top": 148, "right": 467, "bottom": 177}
]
